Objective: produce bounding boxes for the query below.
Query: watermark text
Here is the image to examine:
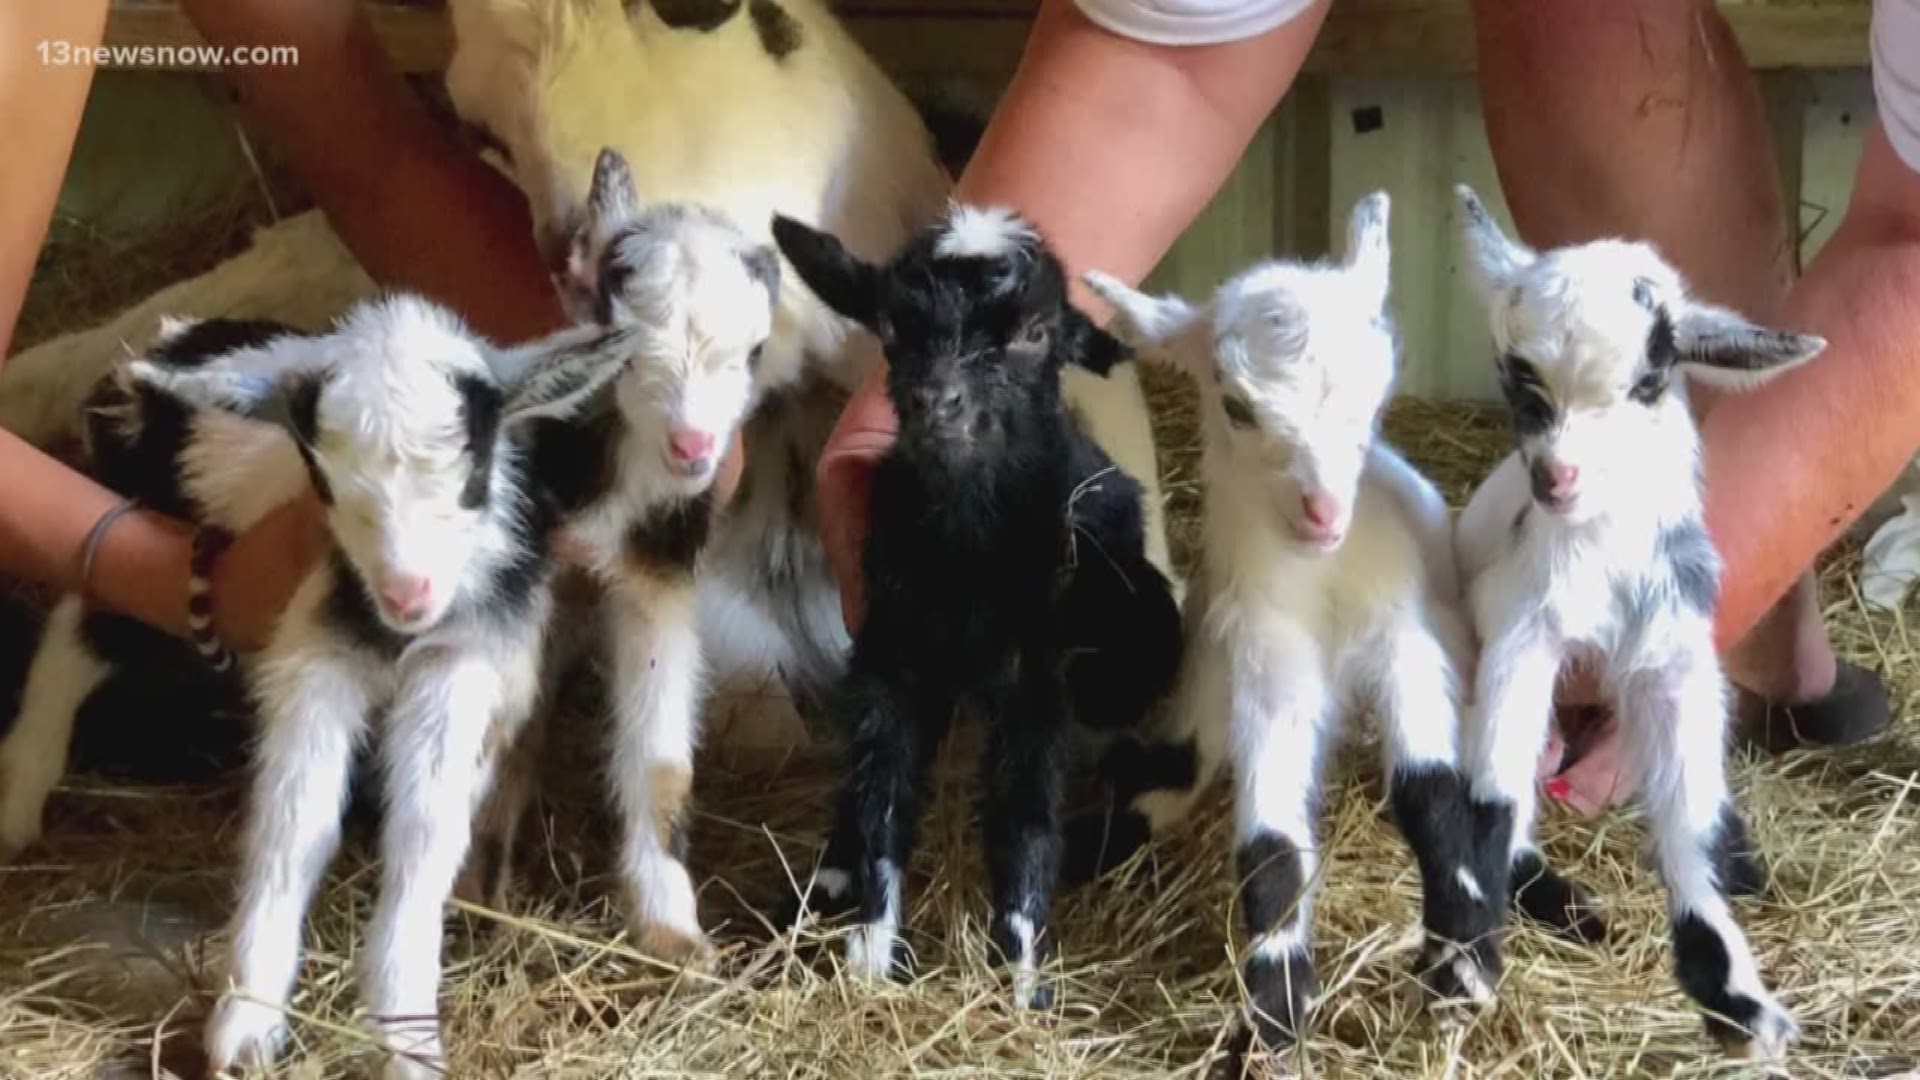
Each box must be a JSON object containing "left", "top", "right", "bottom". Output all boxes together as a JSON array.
[{"left": 38, "top": 40, "right": 299, "bottom": 68}]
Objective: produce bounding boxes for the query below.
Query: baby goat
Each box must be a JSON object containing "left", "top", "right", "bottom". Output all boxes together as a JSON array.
[
  {"left": 1084, "top": 193, "right": 1497, "bottom": 1046},
  {"left": 45, "top": 299, "right": 632, "bottom": 1080},
  {"left": 1453, "top": 186, "right": 1812, "bottom": 1058},
  {"left": 770, "top": 206, "right": 1183, "bottom": 1005},
  {"left": 511, "top": 146, "right": 784, "bottom": 962}
]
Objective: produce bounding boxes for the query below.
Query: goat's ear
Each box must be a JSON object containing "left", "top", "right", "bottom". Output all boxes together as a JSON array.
[
  {"left": 127, "top": 360, "right": 283, "bottom": 416},
  {"left": 1455, "top": 185, "right": 1533, "bottom": 296},
  {"left": 770, "top": 214, "right": 879, "bottom": 327},
  {"left": 1670, "top": 301, "right": 1825, "bottom": 391},
  {"left": 1058, "top": 307, "right": 1127, "bottom": 376},
  {"left": 587, "top": 147, "right": 640, "bottom": 224},
  {"left": 1343, "top": 191, "right": 1392, "bottom": 308},
  {"left": 741, "top": 243, "right": 782, "bottom": 305},
  {"left": 1082, "top": 270, "right": 1201, "bottom": 370},
  {"left": 499, "top": 332, "right": 631, "bottom": 427},
  {"left": 547, "top": 147, "right": 642, "bottom": 319},
  {"left": 126, "top": 359, "right": 326, "bottom": 444}
]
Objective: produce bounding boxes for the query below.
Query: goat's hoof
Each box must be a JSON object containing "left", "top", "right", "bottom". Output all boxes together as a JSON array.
[
  {"left": 1015, "top": 976, "right": 1056, "bottom": 1011},
  {"left": 843, "top": 922, "right": 910, "bottom": 984},
  {"left": 1212, "top": 1018, "right": 1308, "bottom": 1080},
  {"left": 1243, "top": 950, "right": 1317, "bottom": 1049},
  {"left": 994, "top": 948, "right": 1055, "bottom": 1010},
  {"left": 630, "top": 920, "right": 716, "bottom": 970},
  {"left": 205, "top": 995, "right": 288, "bottom": 1075},
  {"left": 1715, "top": 993, "right": 1799, "bottom": 1062},
  {"left": 1511, "top": 862, "right": 1607, "bottom": 944},
  {"left": 1411, "top": 937, "right": 1498, "bottom": 1013}
]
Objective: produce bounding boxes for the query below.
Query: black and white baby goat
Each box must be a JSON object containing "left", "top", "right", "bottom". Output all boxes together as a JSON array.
[
  {"left": 1453, "top": 186, "right": 1814, "bottom": 1059},
  {"left": 0, "top": 298, "right": 632, "bottom": 1079},
  {"left": 770, "top": 206, "right": 1182, "bottom": 1005},
  {"left": 1083, "top": 193, "right": 1498, "bottom": 1046}
]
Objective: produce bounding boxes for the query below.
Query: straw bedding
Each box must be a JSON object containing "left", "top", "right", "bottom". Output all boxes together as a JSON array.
[{"left": 3, "top": 212, "right": 1917, "bottom": 1080}]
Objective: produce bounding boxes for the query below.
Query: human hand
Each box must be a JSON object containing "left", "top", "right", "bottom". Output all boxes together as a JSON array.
[
  {"left": 815, "top": 363, "right": 895, "bottom": 634},
  {"left": 1535, "top": 665, "right": 1637, "bottom": 817},
  {"left": 210, "top": 492, "right": 329, "bottom": 653}
]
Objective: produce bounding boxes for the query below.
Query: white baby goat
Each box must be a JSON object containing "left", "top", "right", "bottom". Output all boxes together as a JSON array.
[
  {"left": 1452, "top": 185, "right": 1815, "bottom": 1059},
  {"left": 1084, "top": 193, "right": 1498, "bottom": 1048}
]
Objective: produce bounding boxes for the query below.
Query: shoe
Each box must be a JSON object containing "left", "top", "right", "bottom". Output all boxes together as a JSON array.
[{"left": 1737, "top": 661, "right": 1892, "bottom": 753}]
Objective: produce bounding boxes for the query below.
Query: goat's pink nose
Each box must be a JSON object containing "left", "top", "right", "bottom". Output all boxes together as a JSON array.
[
  {"left": 668, "top": 427, "right": 716, "bottom": 461},
  {"left": 380, "top": 575, "right": 432, "bottom": 616},
  {"left": 1302, "top": 490, "right": 1342, "bottom": 530},
  {"left": 1547, "top": 460, "right": 1580, "bottom": 493}
]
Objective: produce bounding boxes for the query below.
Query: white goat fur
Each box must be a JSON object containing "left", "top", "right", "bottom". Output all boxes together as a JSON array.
[
  {"left": 1088, "top": 194, "right": 1495, "bottom": 1030},
  {"left": 1, "top": 297, "right": 629, "bottom": 1079},
  {"left": 1452, "top": 185, "right": 1818, "bottom": 1058}
]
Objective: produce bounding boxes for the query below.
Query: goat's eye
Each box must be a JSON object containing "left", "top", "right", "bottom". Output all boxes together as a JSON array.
[
  {"left": 1221, "top": 395, "right": 1258, "bottom": 429},
  {"left": 1630, "top": 370, "right": 1667, "bottom": 404}
]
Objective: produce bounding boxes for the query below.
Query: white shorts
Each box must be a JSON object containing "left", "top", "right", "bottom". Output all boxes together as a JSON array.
[{"left": 1073, "top": 0, "right": 1920, "bottom": 175}]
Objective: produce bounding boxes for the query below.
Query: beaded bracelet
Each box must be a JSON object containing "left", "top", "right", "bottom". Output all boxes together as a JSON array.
[{"left": 188, "top": 525, "right": 238, "bottom": 673}]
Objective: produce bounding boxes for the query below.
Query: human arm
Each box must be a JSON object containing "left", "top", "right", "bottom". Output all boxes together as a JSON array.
[
  {"left": 0, "top": 1, "right": 110, "bottom": 356},
  {"left": 817, "top": 0, "right": 1330, "bottom": 630},
  {"left": 1705, "top": 121, "right": 1920, "bottom": 650},
  {"left": 178, "top": 0, "right": 564, "bottom": 344},
  {"left": 0, "top": 0, "right": 316, "bottom": 650}
]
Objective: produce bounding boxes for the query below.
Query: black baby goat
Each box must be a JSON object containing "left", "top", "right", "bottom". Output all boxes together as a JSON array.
[{"left": 771, "top": 205, "right": 1182, "bottom": 1005}]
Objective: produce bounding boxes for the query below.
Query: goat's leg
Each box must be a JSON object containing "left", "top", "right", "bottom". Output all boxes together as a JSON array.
[
  {"left": 1462, "top": 621, "right": 1599, "bottom": 943},
  {"left": 780, "top": 788, "right": 864, "bottom": 927},
  {"left": 1230, "top": 635, "right": 1330, "bottom": 1049},
  {"left": 979, "top": 665, "right": 1070, "bottom": 1008},
  {"left": 361, "top": 647, "right": 534, "bottom": 1080},
  {"left": 839, "top": 667, "right": 950, "bottom": 983},
  {"left": 1374, "top": 616, "right": 1501, "bottom": 1010},
  {"left": 1622, "top": 664, "right": 1796, "bottom": 1059},
  {"left": 455, "top": 707, "right": 544, "bottom": 910},
  {"left": 0, "top": 597, "right": 106, "bottom": 856},
  {"left": 1062, "top": 625, "right": 1227, "bottom": 886},
  {"left": 605, "top": 575, "right": 711, "bottom": 964},
  {"left": 206, "top": 646, "right": 371, "bottom": 1074}
]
